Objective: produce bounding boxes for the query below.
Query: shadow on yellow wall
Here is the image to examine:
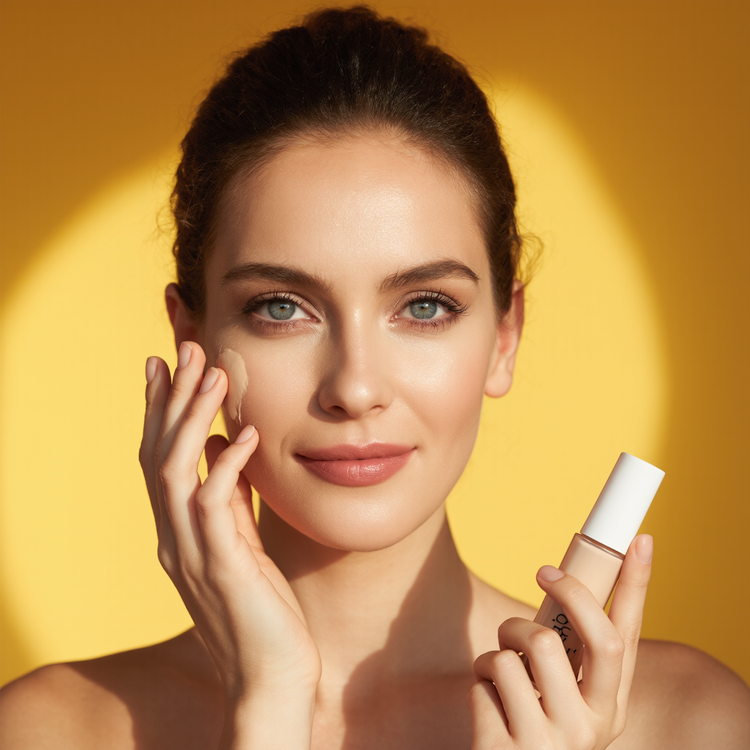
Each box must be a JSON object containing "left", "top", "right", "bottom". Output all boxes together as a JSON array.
[{"left": 1, "top": 0, "right": 748, "bottom": 685}]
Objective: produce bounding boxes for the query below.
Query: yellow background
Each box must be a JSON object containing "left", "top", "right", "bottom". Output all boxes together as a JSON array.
[{"left": 1, "top": 0, "right": 748, "bottom": 688}]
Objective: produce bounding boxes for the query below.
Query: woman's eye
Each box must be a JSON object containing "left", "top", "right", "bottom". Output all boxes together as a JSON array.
[
  {"left": 254, "top": 297, "right": 309, "bottom": 321},
  {"left": 400, "top": 298, "right": 447, "bottom": 320}
]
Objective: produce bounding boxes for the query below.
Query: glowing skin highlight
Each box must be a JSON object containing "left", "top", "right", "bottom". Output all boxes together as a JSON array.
[{"left": 217, "top": 347, "right": 249, "bottom": 424}]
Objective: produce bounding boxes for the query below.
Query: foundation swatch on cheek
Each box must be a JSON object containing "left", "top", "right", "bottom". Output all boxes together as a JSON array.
[{"left": 216, "top": 348, "right": 249, "bottom": 424}]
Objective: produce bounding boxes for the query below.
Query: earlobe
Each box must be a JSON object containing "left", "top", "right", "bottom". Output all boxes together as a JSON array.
[
  {"left": 484, "top": 280, "right": 525, "bottom": 399},
  {"left": 165, "top": 283, "right": 201, "bottom": 353}
]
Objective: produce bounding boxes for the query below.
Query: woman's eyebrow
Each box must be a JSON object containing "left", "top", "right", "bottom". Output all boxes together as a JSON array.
[
  {"left": 220, "top": 259, "right": 479, "bottom": 291},
  {"left": 221, "top": 262, "right": 333, "bottom": 292},
  {"left": 380, "top": 259, "right": 479, "bottom": 292}
]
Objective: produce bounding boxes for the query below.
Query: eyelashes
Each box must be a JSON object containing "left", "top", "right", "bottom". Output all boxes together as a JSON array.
[
  {"left": 242, "top": 292, "right": 314, "bottom": 332},
  {"left": 397, "top": 290, "right": 469, "bottom": 330},
  {"left": 241, "top": 289, "right": 469, "bottom": 333}
]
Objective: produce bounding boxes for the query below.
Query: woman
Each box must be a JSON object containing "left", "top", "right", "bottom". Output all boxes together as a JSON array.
[{"left": 1, "top": 6, "right": 748, "bottom": 749}]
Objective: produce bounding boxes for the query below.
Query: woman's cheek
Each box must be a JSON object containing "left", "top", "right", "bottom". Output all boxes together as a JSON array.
[
  {"left": 432, "top": 352, "right": 494, "bottom": 500},
  {"left": 405, "top": 333, "right": 490, "bottom": 427},
  {"left": 233, "top": 345, "right": 312, "bottom": 449}
]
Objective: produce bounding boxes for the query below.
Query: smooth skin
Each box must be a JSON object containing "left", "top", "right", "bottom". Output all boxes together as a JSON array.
[{"left": 1, "top": 132, "right": 749, "bottom": 749}]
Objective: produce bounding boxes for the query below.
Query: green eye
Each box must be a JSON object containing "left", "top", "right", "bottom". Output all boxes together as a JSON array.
[
  {"left": 268, "top": 300, "right": 296, "bottom": 320},
  {"left": 268, "top": 300, "right": 297, "bottom": 320},
  {"left": 409, "top": 300, "right": 439, "bottom": 319}
]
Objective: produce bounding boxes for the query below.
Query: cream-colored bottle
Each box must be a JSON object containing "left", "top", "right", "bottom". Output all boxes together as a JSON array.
[{"left": 524, "top": 453, "right": 665, "bottom": 681}]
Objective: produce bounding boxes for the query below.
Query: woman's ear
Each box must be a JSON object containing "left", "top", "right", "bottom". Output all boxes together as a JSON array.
[
  {"left": 484, "top": 280, "right": 525, "bottom": 398},
  {"left": 165, "top": 283, "right": 201, "bottom": 353}
]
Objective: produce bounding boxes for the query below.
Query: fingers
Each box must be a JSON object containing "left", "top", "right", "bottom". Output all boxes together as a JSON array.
[
  {"left": 605, "top": 534, "right": 653, "bottom": 707},
  {"left": 205, "top": 434, "right": 263, "bottom": 552},
  {"left": 155, "top": 348, "right": 229, "bottom": 553},
  {"left": 533, "top": 565, "right": 624, "bottom": 715},
  {"left": 141, "top": 342, "right": 246, "bottom": 572},
  {"left": 467, "top": 678, "right": 508, "bottom": 749},
  {"left": 163, "top": 365, "right": 228, "bottom": 492},
  {"left": 139, "top": 356, "right": 172, "bottom": 528},
  {"left": 473, "top": 649, "right": 545, "bottom": 745},
  {"left": 196, "top": 426, "right": 261, "bottom": 571},
  {"left": 140, "top": 341, "right": 209, "bottom": 532},
  {"left": 157, "top": 341, "right": 207, "bottom": 462},
  {"left": 497, "top": 616, "right": 581, "bottom": 724}
]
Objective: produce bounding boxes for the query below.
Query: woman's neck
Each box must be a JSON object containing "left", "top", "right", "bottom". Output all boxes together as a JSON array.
[{"left": 258, "top": 499, "right": 476, "bottom": 694}]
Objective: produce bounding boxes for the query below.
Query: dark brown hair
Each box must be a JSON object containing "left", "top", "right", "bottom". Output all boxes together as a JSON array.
[{"left": 172, "top": 5, "right": 523, "bottom": 321}]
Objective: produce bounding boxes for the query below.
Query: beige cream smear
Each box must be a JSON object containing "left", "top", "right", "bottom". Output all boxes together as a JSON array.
[{"left": 216, "top": 348, "right": 249, "bottom": 424}]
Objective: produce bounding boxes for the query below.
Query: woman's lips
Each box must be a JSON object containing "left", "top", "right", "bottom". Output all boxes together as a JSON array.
[{"left": 295, "top": 445, "right": 415, "bottom": 487}]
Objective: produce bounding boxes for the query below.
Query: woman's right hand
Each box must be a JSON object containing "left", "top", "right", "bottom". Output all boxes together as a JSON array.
[
  {"left": 139, "top": 341, "right": 321, "bottom": 741},
  {"left": 468, "top": 536, "right": 654, "bottom": 749}
]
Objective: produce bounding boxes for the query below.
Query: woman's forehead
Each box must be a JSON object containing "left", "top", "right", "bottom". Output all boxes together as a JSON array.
[{"left": 206, "top": 134, "right": 489, "bottom": 288}]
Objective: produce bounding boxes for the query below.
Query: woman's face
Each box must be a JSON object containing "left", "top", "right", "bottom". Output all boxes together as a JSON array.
[{"left": 196, "top": 132, "right": 520, "bottom": 552}]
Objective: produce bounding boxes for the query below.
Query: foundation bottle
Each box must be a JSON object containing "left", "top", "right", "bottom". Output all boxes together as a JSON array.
[{"left": 525, "top": 453, "right": 665, "bottom": 681}]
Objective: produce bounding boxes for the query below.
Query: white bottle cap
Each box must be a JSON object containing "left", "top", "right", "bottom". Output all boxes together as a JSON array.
[{"left": 580, "top": 453, "right": 665, "bottom": 555}]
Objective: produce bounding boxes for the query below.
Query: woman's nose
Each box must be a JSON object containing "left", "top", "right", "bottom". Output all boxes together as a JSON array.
[{"left": 315, "top": 318, "right": 395, "bottom": 420}]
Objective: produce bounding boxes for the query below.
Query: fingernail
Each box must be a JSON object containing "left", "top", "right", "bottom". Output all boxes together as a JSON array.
[
  {"left": 538, "top": 565, "right": 565, "bottom": 582},
  {"left": 635, "top": 534, "right": 654, "bottom": 564},
  {"left": 199, "top": 367, "right": 219, "bottom": 394},
  {"left": 178, "top": 342, "right": 192, "bottom": 369},
  {"left": 145, "top": 357, "right": 158, "bottom": 384},
  {"left": 235, "top": 424, "right": 256, "bottom": 444}
]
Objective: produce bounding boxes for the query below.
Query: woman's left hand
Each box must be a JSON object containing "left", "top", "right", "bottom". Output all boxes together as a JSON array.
[{"left": 468, "top": 534, "right": 653, "bottom": 749}]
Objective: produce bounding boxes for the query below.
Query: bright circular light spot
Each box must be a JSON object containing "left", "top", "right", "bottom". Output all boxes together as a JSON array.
[{"left": 0, "top": 84, "right": 666, "bottom": 670}]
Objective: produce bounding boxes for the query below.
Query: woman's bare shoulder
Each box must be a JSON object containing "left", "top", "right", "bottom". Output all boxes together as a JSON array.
[
  {"left": 619, "top": 639, "right": 750, "bottom": 749},
  {"left": 0, "top": 629, "right": 222, "bottom": 750},
  {"left": 0, "top": 659, "right": 120, "bottom": 749},
  {"left": 466, "top": 570, "right": 537, "bottom": 653}
]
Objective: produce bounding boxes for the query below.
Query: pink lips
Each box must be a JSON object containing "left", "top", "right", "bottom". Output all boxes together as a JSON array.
[{"left": 295, "top": 443, "right": 415, "bottom": 487}]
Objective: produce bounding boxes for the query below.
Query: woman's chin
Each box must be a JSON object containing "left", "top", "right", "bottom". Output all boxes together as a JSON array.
[{"left": 256, "top": 484, "right": 443, "bottom": 554}]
